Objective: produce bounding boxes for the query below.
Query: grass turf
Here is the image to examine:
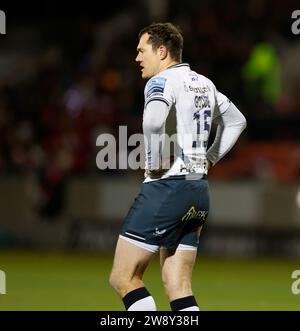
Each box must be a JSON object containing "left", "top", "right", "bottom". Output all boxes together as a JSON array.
[{"left": 0, "top": 249, "right": 299, "bottom": 310}]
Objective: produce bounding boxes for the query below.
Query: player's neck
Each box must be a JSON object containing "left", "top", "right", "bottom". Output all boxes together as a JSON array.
[{"left": 159, "top": 60, "right": 180, "bottom": 73}]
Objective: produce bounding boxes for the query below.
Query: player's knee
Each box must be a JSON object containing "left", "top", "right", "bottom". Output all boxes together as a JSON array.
[
  {"left": 109, "top": 271, "right": 133, "bottom": 295},
  {"left": 109, "top": 271, "right": 123, "bottom": 293},
  {"left": 162, "top": 276, "right": 192, "bottom": 298}
]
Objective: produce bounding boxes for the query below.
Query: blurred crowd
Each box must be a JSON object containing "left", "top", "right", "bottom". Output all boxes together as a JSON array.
[{"left": 0, "top": 0, "right": 300, "bottom": 217}]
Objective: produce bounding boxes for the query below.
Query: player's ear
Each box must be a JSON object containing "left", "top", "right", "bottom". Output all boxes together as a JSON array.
[{"left": 158, "top": 45, "right": 168, "bottom": 60}]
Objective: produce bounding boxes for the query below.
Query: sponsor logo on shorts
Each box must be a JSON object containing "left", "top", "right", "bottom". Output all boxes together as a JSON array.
[{"left": 181, "top": 206, "right": 208, "bottom": 222}]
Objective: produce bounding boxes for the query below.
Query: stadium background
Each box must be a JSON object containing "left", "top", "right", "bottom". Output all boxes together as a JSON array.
[{"left": 0, "top": 0, "right": 300, "bottom": 310}]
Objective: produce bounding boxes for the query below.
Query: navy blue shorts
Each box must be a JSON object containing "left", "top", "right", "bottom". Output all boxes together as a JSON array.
[{"left": 120, "top": 175, "right": 210, "bottom": 251}]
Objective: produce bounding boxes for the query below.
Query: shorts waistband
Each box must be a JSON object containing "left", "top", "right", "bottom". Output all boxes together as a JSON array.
[{"left": 157, "top": 173, "right": 208, "bottom": 181}]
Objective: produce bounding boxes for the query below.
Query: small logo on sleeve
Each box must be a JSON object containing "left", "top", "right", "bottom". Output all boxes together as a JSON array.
[{"left": 146, "top": 77, "right": 166, "bottom": 98}]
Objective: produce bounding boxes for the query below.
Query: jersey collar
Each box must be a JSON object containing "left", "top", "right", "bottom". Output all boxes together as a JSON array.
[{"left": 166, "top": 63, "right": 190, "bottom": 70}]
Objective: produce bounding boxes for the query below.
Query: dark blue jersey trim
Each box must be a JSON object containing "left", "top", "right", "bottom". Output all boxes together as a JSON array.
[
  {"left": 166, "top": 63, "right": 190, "bottom": 70},
  {"left": 145, "top": 97, "right": 170, "bottom": 108}
]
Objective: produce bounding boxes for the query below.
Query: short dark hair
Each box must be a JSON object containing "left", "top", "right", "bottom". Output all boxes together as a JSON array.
[{"left": 138, "top": 22, "right": 183, "bottom": 62}]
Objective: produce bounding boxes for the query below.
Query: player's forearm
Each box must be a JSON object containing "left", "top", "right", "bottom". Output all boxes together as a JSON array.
[
  {"left": 143, "top": 128, "right": 162, "bottom": 169},
  {"left": 143, "top": 100, "right": 169, "bottom": 170},
  {"left": 206, "top": 125, "right": 244, "bottom": 164},
  {"left": 206, "top": 103, "right": 246, "bottom": 165}
]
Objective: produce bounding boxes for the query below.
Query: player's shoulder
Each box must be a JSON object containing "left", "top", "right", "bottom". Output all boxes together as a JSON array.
[
  {"left": 144, "top": 75, "right": 168, "bottom": 98},
  {"left": 145, "top": 74, "right": 167, "bottom": 88},
  {"left": 193, "top": 72, "right": 216, "bottom": 89},
  {"left": 144, "top": 69, "right": 176, "bottom": 97},
  {"left": 145, "top": 70, "right": 172, "bottom": 88}
]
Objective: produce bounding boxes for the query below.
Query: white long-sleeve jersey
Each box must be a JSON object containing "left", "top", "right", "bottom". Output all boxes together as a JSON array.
[{"left": 142, "top": 63, "right": 246, "bottom": 183}]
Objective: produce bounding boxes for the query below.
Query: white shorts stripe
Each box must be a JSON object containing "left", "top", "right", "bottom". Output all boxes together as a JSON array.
[
  {"left": 119, "top": 235, "right": 159, "bottom": 253},
  {"left": 160, "top": 244, "right": 198, "bottom": 251},
  {"left": 124, "top": 232, "right": 145, "bottom": 241},
  {"left": 177, "top": 244, "right": 198, "bottom": 251}
]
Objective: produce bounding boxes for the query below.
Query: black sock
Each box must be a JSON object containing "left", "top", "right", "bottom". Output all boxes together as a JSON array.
[
  {"left": 170, "top": 295, "right": 199, "bottom": 311},
  {"left": 122, "top": 287, "right": 155, "bottom": 310}
]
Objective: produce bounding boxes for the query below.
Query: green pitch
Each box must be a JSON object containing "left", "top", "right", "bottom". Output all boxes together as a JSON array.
[{"left": 0, "top": 249, "right": 299, "bottom": 310}]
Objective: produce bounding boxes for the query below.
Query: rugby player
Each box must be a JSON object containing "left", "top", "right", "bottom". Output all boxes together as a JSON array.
[{"left": 109, "top": 22, "right": 246, "bottom": 311}]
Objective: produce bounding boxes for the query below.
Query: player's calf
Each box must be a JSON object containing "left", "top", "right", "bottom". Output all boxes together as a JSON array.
[{"left": 109, "top": 271, "right": 141, "bottom": 297}]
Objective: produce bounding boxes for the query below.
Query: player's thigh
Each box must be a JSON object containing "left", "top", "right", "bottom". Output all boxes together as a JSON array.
[
  {"left": 160, "top": 225, "right": 203, "bottom": 270},
  {"left": 160, "top": 246, "right": 198, "bottom": 291},
  {"left": 111, "top": 236, "right": 155, "bottom": 280}
]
